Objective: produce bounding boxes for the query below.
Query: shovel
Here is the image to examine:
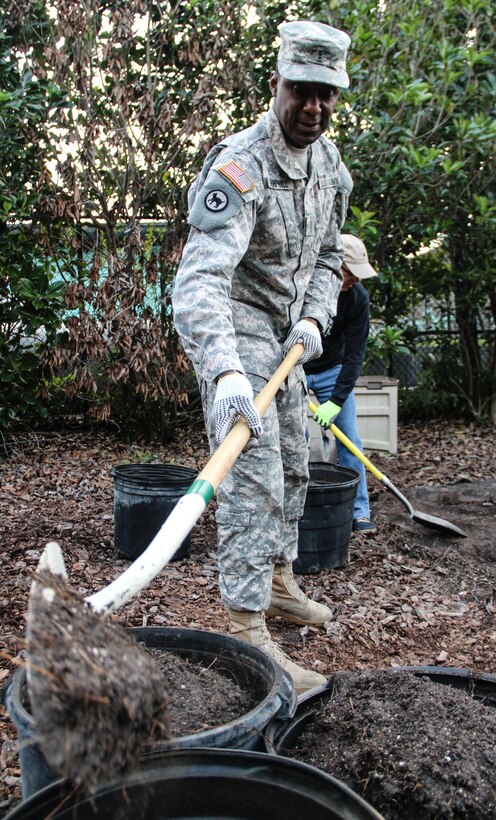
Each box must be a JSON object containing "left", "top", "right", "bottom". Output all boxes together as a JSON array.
[
  {"left": 308, "top": 399, "right": 467, "bottom": 538},
  {"left": 87, "top": 342, "right": 305, "bottom": 614},
  {"left": 25, "top": 344, "right": 305, "bottom": 789}
]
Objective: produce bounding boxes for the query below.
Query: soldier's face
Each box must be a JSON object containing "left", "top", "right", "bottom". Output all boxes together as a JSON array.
[{"left": 270, "top": 73, "right": 340, "bottom": 148}]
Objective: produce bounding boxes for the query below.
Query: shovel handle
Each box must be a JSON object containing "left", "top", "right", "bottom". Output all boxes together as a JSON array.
[
  {"left": 196, "top": 343, "right": 304, "bottom": 494},
  {"left": 308, "top": 399, "right": 385, "bottom": 481}
]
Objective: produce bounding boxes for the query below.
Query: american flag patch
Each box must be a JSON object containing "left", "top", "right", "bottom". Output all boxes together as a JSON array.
[{"left": 218, "top": 161, "right": 256, "bottom": 193}]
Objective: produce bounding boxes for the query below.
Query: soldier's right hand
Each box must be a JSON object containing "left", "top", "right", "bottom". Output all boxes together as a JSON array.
[{"left": 211, "top": 373, "right": 262, "bottom": 446}]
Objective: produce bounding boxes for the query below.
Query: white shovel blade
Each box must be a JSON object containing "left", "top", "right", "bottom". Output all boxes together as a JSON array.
[{"left": 29, "top": 541, "right": 68, "bottom": 604}]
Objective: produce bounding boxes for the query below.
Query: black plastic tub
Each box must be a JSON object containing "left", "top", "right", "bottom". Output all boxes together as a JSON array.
[
  {"left": 3, "top": 748, "right": 385, "bottom": 820},
  {"left": 127, "top": 626, "right": 296, "bottom": 752},
  {"left": 5, "top": 627, "right": 296, "bottom": 800},
  {"left": 110, "top": 463, "right": 197, "bottom": 560},
  {"left": 395, "top": 665, "right": 496, "bottom": 705},
  {"left": 295, "top": 463, "right": 360, "bottom": 574},
  {"left": 264, "top": 666, "right": 496, "bottom": 755}
]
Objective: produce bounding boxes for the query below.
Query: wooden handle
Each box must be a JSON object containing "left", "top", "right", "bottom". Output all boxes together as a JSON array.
[
  {"left": 86, "top": 344, "right": 305, "bottom": 615},
  {"left": 197, "top": 343, "right": 304, "bottom": 492}
]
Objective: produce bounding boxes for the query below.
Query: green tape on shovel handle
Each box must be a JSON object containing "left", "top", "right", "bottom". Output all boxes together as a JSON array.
[{"left": 186, "top": 478, "right": 215, "bottom": 504}]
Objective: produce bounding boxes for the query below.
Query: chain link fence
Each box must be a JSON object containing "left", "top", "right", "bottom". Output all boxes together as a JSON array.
[{"left": 363, "top": 330, "right": 496, "bottom": 388}]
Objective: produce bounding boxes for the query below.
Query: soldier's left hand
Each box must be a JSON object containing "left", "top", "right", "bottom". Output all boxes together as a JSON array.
[{"left": 283, "top": 319, "right": 323, "bottom": 364}]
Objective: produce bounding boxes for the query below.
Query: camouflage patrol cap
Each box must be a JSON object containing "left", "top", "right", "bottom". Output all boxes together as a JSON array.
[{"left": 277, "top": 21, "right": 350, "bottom": 90}]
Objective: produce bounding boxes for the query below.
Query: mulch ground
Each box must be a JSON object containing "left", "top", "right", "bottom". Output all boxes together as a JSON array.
[{"left": 1, "top": 415, "right": 495, "bottom": 817}]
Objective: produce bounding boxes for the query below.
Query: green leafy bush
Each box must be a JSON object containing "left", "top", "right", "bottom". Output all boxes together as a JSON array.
[{"left": 0, "top": 233, "right": 66, "bottom": 426}]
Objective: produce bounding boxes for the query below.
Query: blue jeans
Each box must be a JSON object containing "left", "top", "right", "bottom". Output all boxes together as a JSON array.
[{"left": 305, "top": 365, "right": 371, "bottom": 520}]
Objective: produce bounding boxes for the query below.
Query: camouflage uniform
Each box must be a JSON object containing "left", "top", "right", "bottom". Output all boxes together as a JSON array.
[{"left": 173, "top": 106, "right": 346, "bottom": 611}]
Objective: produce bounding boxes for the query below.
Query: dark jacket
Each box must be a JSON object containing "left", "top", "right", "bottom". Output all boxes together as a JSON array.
[{"left": 304, "top": 282, "right": 369, "bottom": 407}]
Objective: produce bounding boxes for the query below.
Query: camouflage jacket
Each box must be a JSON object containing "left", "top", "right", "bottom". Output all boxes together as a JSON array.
[{"left": 172, "top": 107, "right": 346, "bottom": 384}]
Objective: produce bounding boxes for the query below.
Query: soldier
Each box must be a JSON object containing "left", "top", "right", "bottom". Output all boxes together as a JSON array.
[{"left": 173, "top": 20, "right": 351, "bottom": 694}]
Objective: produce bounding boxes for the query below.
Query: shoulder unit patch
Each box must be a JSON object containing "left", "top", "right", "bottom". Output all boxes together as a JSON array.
[{"left": 217, "top": 161, "right": 256, "bottom": 193}]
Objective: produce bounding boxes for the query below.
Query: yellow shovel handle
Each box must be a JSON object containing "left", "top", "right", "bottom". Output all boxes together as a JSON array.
[{"left": 308, "top": 398, "right": 384, "bottom": 482}]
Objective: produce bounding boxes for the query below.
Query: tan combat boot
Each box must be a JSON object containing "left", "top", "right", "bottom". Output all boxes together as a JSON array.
[
  {"left": 228, "top": 609, "right": 327, "bottom": 695},
  {"left": 266, "top": 563, "right": 332, "bottom": 625}
]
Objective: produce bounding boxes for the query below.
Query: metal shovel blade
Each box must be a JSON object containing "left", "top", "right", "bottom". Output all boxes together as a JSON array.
[
  {"left": 411, "top": 508, "right": 468, "bottom": 537},
  {"left": 373, "top": 469, "right": 468, "bottom": 538}
]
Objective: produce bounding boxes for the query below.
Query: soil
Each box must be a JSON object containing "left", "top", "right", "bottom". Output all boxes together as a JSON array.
[
  {"left": 0, "top": 416, "right": 495, "bottom": 816},
  {"left": 284, "top": 669, "right": 496, "bottom": 820},
  {"left": 146, "top": 648, "right": 257, "bottom": 737},
  {"left": 20, "top": 647, "right": 256, "bottom": 747}
]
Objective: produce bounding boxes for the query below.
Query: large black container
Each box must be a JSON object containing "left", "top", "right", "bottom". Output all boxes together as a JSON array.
[
  {"left": 3, "top": 748, "right": 385, "bottom": 820},
  {"left": 5, "top": 627, "right": 296, "bottom": 800},
  {"left": 264, "top": 666, "right": 496, "bottom": 756},
  {"left": 127, "top": 626, "right": 296, "bottom": 752},
  {"left": 110, "top": 463, "right": 197, "bottom": 560},
  {"left": 295, "top": 463, "right": 360, "bottom": 574},
  {"left": 2, "top": 672, "right": 58, "bottom": 803}
]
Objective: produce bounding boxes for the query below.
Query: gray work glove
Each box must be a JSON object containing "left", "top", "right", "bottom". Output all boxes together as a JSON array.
[
  {"left": 211, "top": 373, "right": 262, "bottom": 447},
  {"left": 283, "top": 319, "right": 323, "bottom": 364}
]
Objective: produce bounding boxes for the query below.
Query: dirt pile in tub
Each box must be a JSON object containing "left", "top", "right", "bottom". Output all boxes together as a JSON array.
[
  {"left": 285, "top": 669, "right": 496, "bottom": 820},
  {"left": 26, "top": 570, "right": 255, "bottom": 792}
]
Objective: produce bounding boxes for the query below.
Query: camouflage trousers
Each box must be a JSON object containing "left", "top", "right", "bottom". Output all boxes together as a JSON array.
[{"left": 200, "top": 367, "right": 309, "bottom": 611}]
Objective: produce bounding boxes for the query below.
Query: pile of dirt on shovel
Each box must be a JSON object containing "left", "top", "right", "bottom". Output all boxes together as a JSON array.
[
  {"left": 22, "top": 650, "right": 258, "bottom": 753},
  {"left": 285, "top": 669, "right": 496, "bottom": 820}
]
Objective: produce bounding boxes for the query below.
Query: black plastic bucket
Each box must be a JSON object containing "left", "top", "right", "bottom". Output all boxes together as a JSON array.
[
  {"left": 5, "top": 627, "right": 296, "bottom": 799},
  {"left": 126, "top": 626, "right": 296, "bottom": 752},
  {"left": 3, "top": 748, "right": 385, "bottom": 819},
  {"left": 264, "top": 666, "right": 496, "bottom": 755},
  {"left": 295, "top": 463, "right": 360, "bottom": 574},
  {"left": 110, "top": 463, "right": 197, "bottom": 561},
  {"left": 3, "top": 672, "right": 59, "bottom": 802}
]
